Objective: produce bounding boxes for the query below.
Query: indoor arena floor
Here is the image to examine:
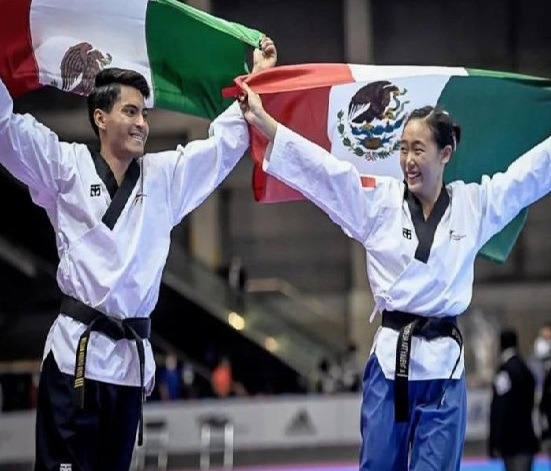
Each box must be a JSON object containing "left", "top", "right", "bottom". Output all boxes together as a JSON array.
[{"left": 169, "top": 458, "right": 551, "bottom": 471}]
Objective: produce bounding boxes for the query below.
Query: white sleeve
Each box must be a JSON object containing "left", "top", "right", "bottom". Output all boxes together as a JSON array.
[
  {"left": 0, "top": 77, "right": 65, "bottom": 208},
  {"left": 477, "top": 134, "right": 551, "bottom": 247},
  {"left": 168, "top": 101, "right": 248, "bottom": 225},
  {"left": 263, "top": 124, "right": 389, "bottom": 243}
]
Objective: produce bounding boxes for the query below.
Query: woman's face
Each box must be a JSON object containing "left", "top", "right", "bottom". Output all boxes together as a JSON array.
[{"left": 399, "top": 118, "right": 451, "bottom": 204}]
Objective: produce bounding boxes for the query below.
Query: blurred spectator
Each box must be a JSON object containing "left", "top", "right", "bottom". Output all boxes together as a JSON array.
[
  {"left": 535, "top": 324, "right": 551, "bottom": 456},
  {"left": 542, "top": 366, "right": 551, "bottom": 456},
  {"left": 488, "top": 329, "right": 539, "bottom": 471},
  {"left": 340, "top": 343, "right": 361, "bottom": 392},
  {"left": 181, "top": 362, "right": 199, "bottom": 399},
  {"left": 314, "top": 357, "right": 342, "bottom": 394},
  {"left": 211, "top": 356, "right": 247, "bottom": 398},
  {"left": 212, "top": 356, "right": 233, "bottom": 398},
  {"left": 530, "top": 323, "right": 551, "bottom": 393},
  {"left": 218, "top": 255, "right": 248, "bottom": 313},
  {"left": 228, "top": 255, "right": 247, "bottom": 292},
  {"left": 218, "top": 255, "right": 248, "bottom": 292},
  {"left": 30, "top": 372, "right": 40, "bottom": 409},
  {"left": 157, "top": 353, "right": 183, "bottom": 401}
]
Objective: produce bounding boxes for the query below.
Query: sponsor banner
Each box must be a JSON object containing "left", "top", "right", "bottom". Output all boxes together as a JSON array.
[{"left": 0, "top": 390, "right": 490, "bottom": 462}]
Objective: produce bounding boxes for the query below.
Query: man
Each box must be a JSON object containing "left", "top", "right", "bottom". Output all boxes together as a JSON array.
[
  {"left": 534, "top": 324, "right": 551, "bottom": 458},
  {"left": 489, "top": 329, "right": 539, "bottom": 471},
  {"left": 0, "top": 37, "right": 276, "bottom": 470}
]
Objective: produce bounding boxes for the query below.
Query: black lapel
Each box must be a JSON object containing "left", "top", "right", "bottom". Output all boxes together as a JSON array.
[
  {"left": 405, "top": 185, "right": 450, "bottom": 263},
  {"left": 90, "top": 149, "right": 118, "bottom": 199},
  {"left": 101, "top": 159, "right": 140, "bottom": 230}
]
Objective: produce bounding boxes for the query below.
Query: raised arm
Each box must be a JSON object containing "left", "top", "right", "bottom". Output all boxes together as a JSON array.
[
  {"left": 238, "top": 82, "right": 390, "bottom": 243},
  {"left": 168, "top": 37, "right": 277, "bottom": 225},
  {"left": 476, "top": 133, "right": 551, "bottom": 247},
  {"left": 0, "top": 77, "right": 66, "bottom": 208}
]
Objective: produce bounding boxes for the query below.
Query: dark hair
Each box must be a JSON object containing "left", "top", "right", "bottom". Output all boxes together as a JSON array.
[
  {"left": 87, "top": 68, "right": 150, "bottom": 137},
  {"left": 404, "top": 106, "right": 461, "bottom": 152},
  {"left": 500, "top": 329, "right": 518, "bottom": 351}
]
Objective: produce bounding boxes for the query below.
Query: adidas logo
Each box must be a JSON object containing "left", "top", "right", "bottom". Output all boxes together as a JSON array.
[{"left": 285, "top": 409, "right": 316, "bottom": 435}]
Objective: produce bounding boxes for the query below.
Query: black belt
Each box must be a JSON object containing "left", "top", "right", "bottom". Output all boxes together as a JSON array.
[
  {"left": 60, "top": 295, "right": 151, "bottom": 446},
  {"left": 382, "top": 310, "right": 463, "bottom": 422}
]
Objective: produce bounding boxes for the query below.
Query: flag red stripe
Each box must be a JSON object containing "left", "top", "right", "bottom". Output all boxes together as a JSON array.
[
  {"left": 223, "top": 63, "right": 354, "bottom": 98},
  {"left": 225, "top": 64, "right": 355, "bottom": 203},
  {"left": 0, "top": 0, "right": 40, "bottom": 97},
  {"left": 250, "top": 87, "right": 333, "bottom": 202},
  {"left": 251, "top": 87, "right": 333, "bottom": 164},
  {"left": 253, "top": 164, "right": 304, "bottom": 202},
  {"left": 360, "top": 176, "right": 376, "bottom": 188}
]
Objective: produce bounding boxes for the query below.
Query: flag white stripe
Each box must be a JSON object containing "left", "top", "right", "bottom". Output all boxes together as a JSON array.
[
  {"left": 348, "top": 64, "right": 469, "bottom": 82},
  {"left": 328, "top": 75, "right": 454, "bottom": 178},
  {"left": 30, "top": 0, "right": 154, "bottom": 106}
]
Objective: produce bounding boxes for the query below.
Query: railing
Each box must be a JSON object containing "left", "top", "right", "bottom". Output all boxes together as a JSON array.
[
  {"left": 164, "top": 246, "right": 348, "bottom": 377},
  {"left": 246, "top": 277, "right": 347, "bottom": 352}
]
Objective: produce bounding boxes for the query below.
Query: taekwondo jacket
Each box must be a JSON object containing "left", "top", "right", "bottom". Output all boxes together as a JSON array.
[
  {"left": 264, "top": 124, "right": 551, "bottom": 381},
  {"left": 0, "top": 76, "right": 248, "bottom": 390}
]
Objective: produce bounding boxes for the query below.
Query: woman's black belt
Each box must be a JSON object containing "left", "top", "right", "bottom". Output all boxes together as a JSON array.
[
  {"left": 381, "top": 310, "right": 463, "bottom": 422},
  {"left": 60, "top": 295, "right": 150, "bottom": 445}
]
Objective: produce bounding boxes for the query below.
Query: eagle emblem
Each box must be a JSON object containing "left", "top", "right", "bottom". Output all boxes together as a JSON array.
[
  {"left": 58, "top": 42, "right": 112, "bottom": 95},
  {"left": 337, "top": 80, "right": 409, "bottom": 160}
]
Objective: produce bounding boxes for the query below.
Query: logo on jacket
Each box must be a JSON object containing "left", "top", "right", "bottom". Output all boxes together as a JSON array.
[
  {"left": 90, "top": 184, "right": 101, "bottom": 197},
  {"left": 52, "top": 42, "right": 112, "bottom": 95},
  {"left": 60, "top": 464, "right": 72, "bottom": 471},
  {"left": 449, "top": 230, "right": 466, "bottom": 241},
  {"left": 402, "top": 228, "right": 412, "bottom": 240},
  {"left": 337, "top": 80, "right": 409, "bottom": 161}
]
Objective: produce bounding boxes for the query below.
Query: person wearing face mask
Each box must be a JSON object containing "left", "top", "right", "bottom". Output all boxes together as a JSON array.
[
  {"left": 534, "top": 324, "right": 551, "bottom": 455},
  {"left": 531, "top": 324, "right": 551, "bottom": 393},
  {"left": 237, "top": 82, "right": 551, "bottom": 471}
]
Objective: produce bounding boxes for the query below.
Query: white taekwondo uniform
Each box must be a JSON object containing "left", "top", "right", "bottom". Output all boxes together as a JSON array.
[
  {"left": 262, "top": 123, "right": 551, "bottom": 471},
  {"left": 0, "top": 76, "right": 249, "bottom": 392}
]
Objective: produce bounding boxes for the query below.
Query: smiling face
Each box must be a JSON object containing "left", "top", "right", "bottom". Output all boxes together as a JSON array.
[
  {"left": 94, "top": 85, "right": 149, "bottom": 163},
  {"left": 399, "top": 118, "right": 451, "bottom": 206}
]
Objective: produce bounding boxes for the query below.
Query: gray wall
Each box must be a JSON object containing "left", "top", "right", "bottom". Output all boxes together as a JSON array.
[
  {"left": 11, "top": 0, "right": 551, "bottom": 354},
  {"left": 211, "top": 0, "right": 551, "bottom": 356}
]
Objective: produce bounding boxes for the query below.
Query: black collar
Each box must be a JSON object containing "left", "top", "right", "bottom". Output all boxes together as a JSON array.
[
  {"left": 404, "top": 184, "right": 450, "bottom": 263},
  {"left": 89, "top": 148, "right": 141, "bottom": 230},
  {"left": 90, "top": 149, "right": 119, "bottom": 199}
]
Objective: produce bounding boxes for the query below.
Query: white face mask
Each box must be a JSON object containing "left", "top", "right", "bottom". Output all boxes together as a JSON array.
[{"left": 534, "top": 336, "right": 551, "bottom": 359}]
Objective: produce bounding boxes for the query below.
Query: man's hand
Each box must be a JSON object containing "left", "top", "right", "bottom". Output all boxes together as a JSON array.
[{"left": 252, "top": 36, "right": 277, "bottom": 74}]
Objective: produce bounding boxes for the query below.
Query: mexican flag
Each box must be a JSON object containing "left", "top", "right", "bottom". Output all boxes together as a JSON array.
[
  {"left": 224, "top": 64, "right": 551, "bottom": 263},
  {"left": 0, "top": 0, "right": 263, "bottom": 119}
]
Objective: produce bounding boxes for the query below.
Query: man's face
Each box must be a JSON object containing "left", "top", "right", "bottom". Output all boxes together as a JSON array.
[{"left": 96, "top": 85, "right": 149, "bottom": 161}]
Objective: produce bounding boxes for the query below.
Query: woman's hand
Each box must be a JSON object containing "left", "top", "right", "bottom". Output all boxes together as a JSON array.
[{"left": 238, "top": 82, "right": 278, "bottom": 141}]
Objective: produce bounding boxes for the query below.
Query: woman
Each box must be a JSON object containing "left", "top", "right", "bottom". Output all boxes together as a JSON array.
[{"left": 238, "top": 82, "right": 551, "bottom": 470}]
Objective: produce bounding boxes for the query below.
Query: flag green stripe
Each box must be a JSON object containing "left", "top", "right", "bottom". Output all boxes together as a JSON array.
[
  {"left": 467, "top": 68, "right": 551, "bottom": 87},
  {"left": 146, "top": 0, "right": 263, "bottom": 119},
  {"left": 439, "top": 75, "right": 551, "bottom": 262}
]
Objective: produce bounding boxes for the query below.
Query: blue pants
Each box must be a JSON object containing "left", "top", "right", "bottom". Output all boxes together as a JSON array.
[{"left": 360, "top": 355, "right": 467, "bottom": 471}]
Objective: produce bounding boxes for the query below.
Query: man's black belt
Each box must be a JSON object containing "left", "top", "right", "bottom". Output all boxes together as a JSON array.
[
  {"left": 60, "top": 295, "right": 151, "bottom": 446},
  {"left": 382, "top": 310, "right": 463, "bottom": 423}
]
